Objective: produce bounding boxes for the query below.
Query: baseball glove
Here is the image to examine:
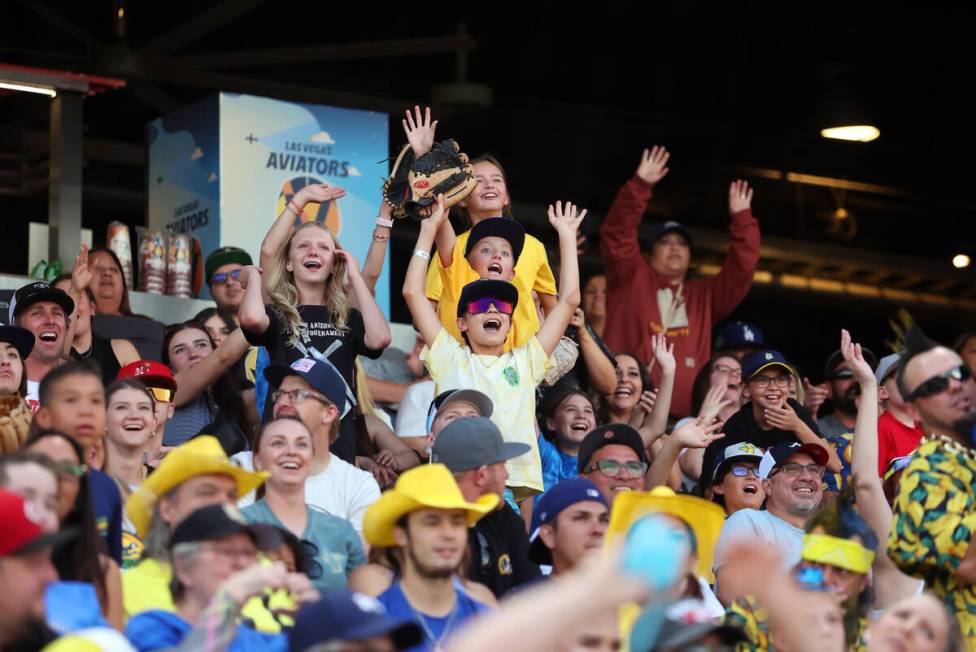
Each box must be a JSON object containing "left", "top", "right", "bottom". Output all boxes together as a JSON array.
[{"left": 383, "top": 139, "right": 478, "bottom": 220}]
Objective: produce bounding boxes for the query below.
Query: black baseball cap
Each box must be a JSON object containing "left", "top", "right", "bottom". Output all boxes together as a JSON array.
[
  {"left": 578, "top": 423, "right": 647, "bottom": 474},
  {"left": 9, "top": 281, "right": 74, "bottom": 324},
  {"left": 464, "top": 217, "right": 526, "bottom": 263},
  {"left": 0, "top": 325, "right": 35, "bottom": 360},
  {"left": 290, "top": 590, "right": 422, "bottom": 651},
  {"left": 824, "top": 347, "right": 877, "bottom": 380},
  {"left": 431, "top": 416, "right": 530, "bottom": 472},
  {"left": 205, "top": 246, "right": 252, "bottom": 282},
  {"left": 168, "top": 504, "right": 259, "bottom": 549},
  {"left": 649, "top": 220, "right": 694, "bottom": 247},
  {"left": 265, "top": 357, "right": 348, "bottom": 416},
  {"left": 456, "top": 279, "right": 519, "bottom": 319}
]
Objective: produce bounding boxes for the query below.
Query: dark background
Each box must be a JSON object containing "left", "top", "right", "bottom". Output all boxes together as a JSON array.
[{"left": 1, "top": 3, "right": 974, "bottom": 380}]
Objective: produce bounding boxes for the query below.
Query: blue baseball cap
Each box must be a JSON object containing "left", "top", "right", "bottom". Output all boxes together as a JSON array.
[
  {"left": 740, "top": 350, "right": 793, "bottom": 381},
  {"left": 289, "top": 590, "right": 422, "bottom": 651},
  {"left": 528, "top": 478, "right": 608, "bottom": 564},
  {"left": 713, "top": 321, "right": 764, "bottom": 352},
  {"left": 649, "top": 220, "right": 694, "bottom": 247},
  {"left": 264, "top": 358, "right": 347, "bottom": 415}
]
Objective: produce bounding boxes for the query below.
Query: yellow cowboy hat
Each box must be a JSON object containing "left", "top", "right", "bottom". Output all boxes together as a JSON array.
[
  {"left": 606, "top": 486, "right": 726, "bottom": 582},
  {"left": 126, "top": 435, "right": 269, "bottom": 537},
  {"left": 364, "top": 464, "right": 498, "bottom": 547}
]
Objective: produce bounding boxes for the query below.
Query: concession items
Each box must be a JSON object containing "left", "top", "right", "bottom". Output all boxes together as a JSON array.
[
  {"left": 107, "top": 221, "right": 135, "bottom": 290},
  {"left": 167, "top": 234, "right": 193, "bottom": 297},
  {"left": 139, "top": 229, "right": 167, "bottom": 294}
]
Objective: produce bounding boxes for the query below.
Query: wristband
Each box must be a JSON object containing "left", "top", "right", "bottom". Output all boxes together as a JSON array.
[
  {"left": 288, "top": 201, "right": 303, "bottom": 215},
  {"left": 372, "top": 230, "right": 390, "bottom": 242},
  {"left": 375, "top": 216, "right": 394, "bottom": 228},
  {"left": 412, "top": 249, "right": 431, "bottom": 261}
]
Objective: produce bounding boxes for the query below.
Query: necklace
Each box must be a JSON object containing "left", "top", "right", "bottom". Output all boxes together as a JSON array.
[{"left": 406, "top": 592, "right": 459, "bottom": 652}]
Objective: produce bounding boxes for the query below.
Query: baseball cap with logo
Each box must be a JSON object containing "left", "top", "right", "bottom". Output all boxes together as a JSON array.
[
  {"left": 9, "top": 281, "right": 74, "bottom": 324},
  {"left": 713, "top": 321, "right": 765, "bottom": 352},
  {"left": 0, "top": 490, "right": 76, "bottom": 557},
  {"left": 740, "top": 350, "right": 793, "bottom": 381},
  {"left": 757, "top": 442, "right": 829, "bottom": 480},
  {"left": 710, "top": 441, "right": 765, "bottom": 483},
  {"left": 118, "top": 359, "right": 178, "bottom": 393},
  {"left": 528, "top": 478, "right": 608, "bottom": 564},
  {"left": 264, "top": 357, "right": 347, "bottom": 416}
]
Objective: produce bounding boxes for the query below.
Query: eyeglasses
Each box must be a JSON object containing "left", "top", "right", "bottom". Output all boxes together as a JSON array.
[
  {"left": 147, "top": 386, "right": 173, "bottom": 403},
  {"left": 772, "top": 462, "right": 824, "bottom": 479},
  {"left": 728, "top": 463, "right": 759, "bottom": 478},
  {"left": 905, "top": 364, "right": 972, "bottom": 401},
  {"left": 750, "top": 374, "right": 792, "bottom": 389},
  {"left": 466, "top": 297, "right": 514, "bottom": 315},
  {"left": 56, "top": 462, "right": 87, "bottom": 478},
  {"left": 714, "top": 364, "right": 742, "bottom": 379},
  {"left": 271, "top": 389, "right": 331, "bottom": 406},
  {"left": 586, "top": 459, "right": 648, "bottom": 478},
  {"left": 300, "top": 539, "right": 325, "bottom": 580},
  {"left": 210, "top": 269, "right": 243, "bottom": 286}
]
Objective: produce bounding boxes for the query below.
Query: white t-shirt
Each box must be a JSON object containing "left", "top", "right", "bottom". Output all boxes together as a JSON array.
[
  {"left": 395, "top": 380, "right": 435, "bottom": 438},
  {"left": 233, "top": 451, "right": 380, "bottom": 533}
]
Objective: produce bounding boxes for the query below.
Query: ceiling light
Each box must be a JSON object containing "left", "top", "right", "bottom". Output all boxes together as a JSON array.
[
  {"left": 953, "top": 254, "right": 971, "bottom": 269},
  {"left": 821, "top": 125, "right": 880, "bottom": 142},
  {"left": 0, "top": 81, "right": 56, "bottom": 97}
]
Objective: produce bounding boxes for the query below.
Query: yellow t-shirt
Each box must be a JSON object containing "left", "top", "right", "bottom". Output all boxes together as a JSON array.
[
  {"left": 425, "top": 229, "right": 557, "bottom": 351},
  {"left": 421, "top": 329, "right": 553, "bottom": 499}
]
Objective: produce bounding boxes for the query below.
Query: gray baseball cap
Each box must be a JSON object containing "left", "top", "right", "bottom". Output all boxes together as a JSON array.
[
  {"left": 430, "top": 417, "right": 530, "bottom": 472},
  {"left": 875, "top": 352, "right": 903, "bottom": 385},
  {"left": 426, "top": 389, "right": 494, "bottom": 432}
]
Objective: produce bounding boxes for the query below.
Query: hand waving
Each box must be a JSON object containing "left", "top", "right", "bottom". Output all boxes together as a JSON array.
[
  {"left": 840, "top": 328, "right": 875, "bottom": 386},
  {"left": 728, "top": 180, "right": 754, "bottom": 214},
  {"left": 547, "top": 200, "right": 587, "bottom": 237},
  {"left": 636, "top": 146, "right": 670, "bottom": 186},
  {"left": 72, "top": 244, "right": 93, "bottom": 292},
  {"left": 295, "top": 183, "right": 346, "bottom": 208},
  {"left": 402, "top": 105, "right": 438, "bottom": 157},
  {"left": 651, "top": 333, "right": 676, "bottom": 376},
  {"left": 671, "top": 419, "right": 724, "bottom": 450}
]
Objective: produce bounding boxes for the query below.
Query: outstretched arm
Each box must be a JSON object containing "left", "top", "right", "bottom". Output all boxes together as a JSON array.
[
  {"left": 238, "top": 265, "right": 270, "bottom": 336},
  {"left": 536, "top": 201, "right": 585, "bottom": 356},
  {"left": 172, "top": 329, "right": 250, "bottom": 407},
  {"left": 646, "top": 419, "right": 723, "bottom": 489},
  {"left": 63, "top": 245, "right": 93, "bottom": 357},
  {"left": 403, "top": 195, "right": 449, "bottom": 346},
  {"left": 570, "top": 310, "right": 616, "bottom": 394},
  {"left": 361, "top": 201, "right": 393, "bottom": 295},
  {"left": 709, "top": 179, "right": 761, "bottom": 320},
  {"left": 259, "top": 183, "right": 346, "bottom": 273},
  {"left": 644, "top": 333, "right": 676, "bottom": 442}
]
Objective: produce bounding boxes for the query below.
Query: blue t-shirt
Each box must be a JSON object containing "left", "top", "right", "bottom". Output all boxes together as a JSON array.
[
  {"left": 533, "top": 438, "right": 580, "bottom": 530},
  {"left": 125, "top": 609, "right": 286, "bottom": 652},
  {"left": 242, "top": 499, "right": 365, "bottom": 594},
  {"left": 88, "top": 468, "right": 122, "bottom": 564},
  {"left": 378, "top": 580, "right": 489, "bottom": 652},
  {"left": 46, "top": 581, "right": 109, "bottom": 635}
]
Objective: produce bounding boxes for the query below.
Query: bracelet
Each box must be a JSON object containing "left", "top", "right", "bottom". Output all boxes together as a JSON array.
[
  {"left": 375, "top": 216, "right": 394, "bottom": 228},
  {"left": 288, "top": 201, "right": 303, "bottom": 215},
  {"left": 412, "top": 249, "right": 431, "bottom": 261},
  {"left": 372, "top": 231, "right": 390, "bottom": 242}
]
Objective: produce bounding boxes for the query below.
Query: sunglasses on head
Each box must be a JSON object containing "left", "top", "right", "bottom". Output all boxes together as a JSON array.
[
  {"left": 210, "top": 269, "right": 242, "bottom": 285},
  {"left": 466, "top": 297, "right": 514, "bottom": 315},
  {"left": 906, "top": 364, "right": 972, "bottom": 401},
  {"left": 146, "top": 386, "right": 173, "bottom": 403}
]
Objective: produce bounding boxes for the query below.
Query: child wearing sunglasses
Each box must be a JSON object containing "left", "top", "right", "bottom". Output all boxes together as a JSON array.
[{"left": 404, "top": 195, "right": 585, "bottom": 501}]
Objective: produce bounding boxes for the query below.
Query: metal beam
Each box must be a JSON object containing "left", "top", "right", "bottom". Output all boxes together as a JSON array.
[
  {"left": 48, "top": 92, "right": 83, "bottom": 265},
  {"left": 14, "top": 0, "right": 95, "bottom": 49},
  {"left": 140, "top": 0, "right": 268, "bottom": 57}
]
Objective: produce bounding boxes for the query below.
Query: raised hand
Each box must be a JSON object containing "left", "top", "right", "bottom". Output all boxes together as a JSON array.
[
  {"left": 728, "top": 180, "right": 754, "bottom": 214},
  {"left": 72, "top": 244, "right": 93, "bottom": 292},
  {"left": 840, "top": 328, "right": 875, "bottom": 386},
  {"left": 402, "top": 105, "right": 438, "bottom": 157},
  {"left": 335, "top": 249, "right": 361, "bottom": 277},
  {"left": 547, "top": 200, "right": 587, "bottom": 237},
  {"left": 698, "top": 383, "right": 734, "bottom": 423},
  {"left": 295, "top": 183, "right": 346, "bottom": 209},
  {"left": 671, "top": 419, "right": 724, "bottom": 450},
  {"left": 651, "top": 333, "right": 676, "bottom": 376},
  {"left": 628, "top": 389, "right": 659, "bottom": 430},
  {"left": 765, "top": 401, "right": 803, "bottom": 432},
  {"left": 802, "top": 377, "right": 830, "bottom": 416},
  {"left": 636, "top": 146, "right": 670, "bottom": 186},
  {"left": 570, "top": 307, "right": 585, "bottom": 330},
  {"left": 238, "top": 265, "right": 262, "bottom": 290},
  {"left": 420, "top": 193, "right": 449, "bottom": 232}
]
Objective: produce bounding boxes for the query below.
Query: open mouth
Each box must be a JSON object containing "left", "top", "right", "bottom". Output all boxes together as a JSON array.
[
  {"left": 303, "top": 260, "right": 322, "bottom": 270},
  {"left": 480, "top": 191, "right": 499, "bottom": 201},
  {"left": 793, "top": 484, "right": 816, "bottom": 495},
  {"left": 487, "top": 262, "right": 503, "bottom": 275},
  {"left": 612, "top": 485, "right": 633, "bottom": 493},
  {"left": 743, "top": 482, "right": 759, "bottom": 495},
  {"left": 483, "top": 317, "right": 502, "bottom": 332},
  {"left": 123, "top": 423, "right": 144, "bottom": 432},
  {"left": 39, "top": 331, "right": 58, "bottom": 343},
  {"left": 613, "top": 386, "right": 633, "bottom": 398},
  {"left": 279, "top": 461, "right": 301, "bottom": 470},
  {"left": 570, "top": 421, "right": 589, "bottom": 434}
]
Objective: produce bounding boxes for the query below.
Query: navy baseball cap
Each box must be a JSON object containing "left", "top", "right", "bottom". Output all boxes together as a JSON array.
[
  {"left": 757, "top": 442, "right": 829, "bottom": 480},
  {"left": 290, "top": 590, "right": 422, "bottom": 651},
  {"left": 578, "top": 423, "right": 647, "bottom": 474},
  {"left": 528, "top": 478, "right": 608, "bottom": 564},
  {"left": 9, "top": 281, "right": 74, "bottom": 324},
  {"left": 456, "top": 279, "right": 519, "bottom": 318},
  {"left": 713, "top": 321, "right": 764, "bottom": 352},
  {"left": 649, "top": 220, "right": 694, "bottom": 247},
  {"left": 264, "top": 358, "right": 347, "bottom": 416},
  {"left": 741, "top": 350, "right": 793, "bottom": 381},
  {"left": 464, "top": 217, "right": 526, "bottom": 263},
  {"left": 431, "top": 417, "right": 530, "bottom": 472}
]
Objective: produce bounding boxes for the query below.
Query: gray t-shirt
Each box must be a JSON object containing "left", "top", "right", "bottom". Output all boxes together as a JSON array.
[
  {"left": 816, "top": 413, "right": 852, "bottom": 440},
  {"left": 713, "top": 508, "right": 804, "bottom": 578}
]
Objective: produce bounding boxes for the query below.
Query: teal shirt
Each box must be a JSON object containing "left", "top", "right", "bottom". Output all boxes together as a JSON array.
[{"left": 242, "top": 499, "right": 365, "bottom": 594}]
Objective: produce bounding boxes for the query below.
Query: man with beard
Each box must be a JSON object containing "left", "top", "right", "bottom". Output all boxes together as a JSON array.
[
  {"left": 712, "top": 441, "right": 829, "bottom": 605},
  {"left": 814, "top": 346, "right": 878, "bottom": 439},
  {"left": 888, "top": 327, "right": 976, "bottom": 644},
  {"left": 364, "top": 464, "right": 498, "bottom": 652},
  {"left": 10, "top": 281, "right": 74, "bottom": 412}
]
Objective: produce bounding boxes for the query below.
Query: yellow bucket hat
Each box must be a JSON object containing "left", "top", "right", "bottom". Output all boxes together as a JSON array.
[
  {"left": 126, "top": 435, "right": 269, "bottom": 538},
  {"left": 606, "top": 486, "right": 726, "bottom": 582},
  {"left": 364, "top": 464, "right": 499, "bottom": 547},
  {"left": 801, "top": 533, "right": 874, "bottom": 574}
]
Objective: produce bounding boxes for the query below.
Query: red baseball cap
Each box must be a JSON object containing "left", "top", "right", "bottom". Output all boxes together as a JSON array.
[
  {"left": 0, "top": 490, "right": 75, "bottom": 557},
  {"left": 118, "top": 359, "right": 178, "bottom": 392}
]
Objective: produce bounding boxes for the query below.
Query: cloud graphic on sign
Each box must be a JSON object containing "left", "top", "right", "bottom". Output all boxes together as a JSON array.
[
  {"left": 310, "top": 131, "right": 336, "bottom": 145},
  {"left": 347, "top": 165, "right": 362, "bottom": 177},
  {"left": 190, "top": 147, "right": 204, "bottom": 161},
  {"left": 208, "top": 172, "right": 218, "bottom": 183}
]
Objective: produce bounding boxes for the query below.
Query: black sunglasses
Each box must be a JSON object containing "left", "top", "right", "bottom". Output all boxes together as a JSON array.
[{"left": 906, "top": 364, "right": 972, "bottom": 401}]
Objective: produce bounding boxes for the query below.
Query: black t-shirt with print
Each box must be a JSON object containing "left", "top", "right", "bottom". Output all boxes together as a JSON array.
[
  {"left": 244, "top": 304, "right": 384, "bottom": 462},
  {"left": 700, "top": 398, "right": 822, "bottom": 487},
  {"left": 467, "top": 504, "right": 541, "bottom": 598}
]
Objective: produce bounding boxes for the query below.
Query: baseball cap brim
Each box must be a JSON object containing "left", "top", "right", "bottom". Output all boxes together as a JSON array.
[
  {"left": 0, "top": 325, "right": 35, "bottom": 360},
  {"left": 430, "top": 389, "right": 494, "bottom": 423},
  {"left": 711, "top": 453, "right": 764, "bottom": 483},
  {"left": 652, "top": 222, "right": 695, "bottom": 247},
  {"left": 464, "top": 218, "right": 526, "bottom": 262},
  {"left": 746, "top": 361, "right": 793, "bottom": 380},
  {"left": 456, "top": 279, "right": 519, "bottom": 318},
  {"left": 759, "top": 442, "right": 830, "bottom": 479},
  {"left": 205, "top": 247, "right": 252, "bottom": 281},
  {"left": 10, "top": 526, "right": 78, "bottom": 557},
  {"left": 12, "top": 287, "right": 75, "bottom": 321}
]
